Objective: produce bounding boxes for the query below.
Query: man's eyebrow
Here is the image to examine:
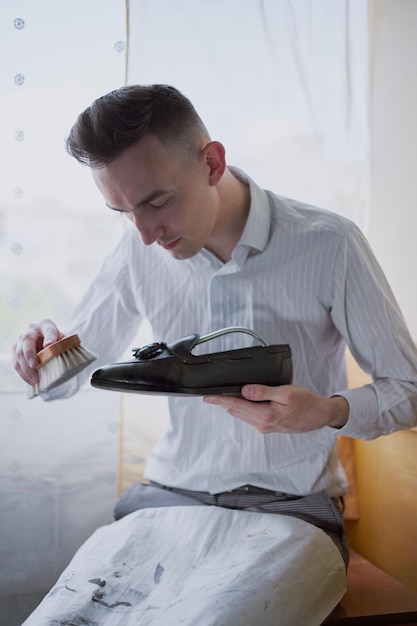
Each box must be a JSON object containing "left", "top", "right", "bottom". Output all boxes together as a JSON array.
[{"left": 105, "top": 190, "right": 170, "bottom": 212}]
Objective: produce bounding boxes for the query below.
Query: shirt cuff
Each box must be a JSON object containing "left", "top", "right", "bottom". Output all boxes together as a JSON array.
[{"left": 330, "top": 385, "right": 379, "bottom": 439}]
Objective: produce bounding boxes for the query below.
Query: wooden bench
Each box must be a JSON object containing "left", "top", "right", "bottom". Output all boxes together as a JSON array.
[{"left": 324, "top": 551, "right": 417, "bottom": 625}]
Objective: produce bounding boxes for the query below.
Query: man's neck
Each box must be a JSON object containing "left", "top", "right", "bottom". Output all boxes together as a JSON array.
[{"left": 204, "top": 168, "right": 251, "bottom": 263}]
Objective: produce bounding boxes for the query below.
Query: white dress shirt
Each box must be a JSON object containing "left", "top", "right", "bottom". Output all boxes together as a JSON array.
[{"left": 48, "top": 168, "right": 417, "bottom": 497}]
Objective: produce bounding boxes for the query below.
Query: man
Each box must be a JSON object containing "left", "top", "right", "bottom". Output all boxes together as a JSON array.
[{"left": 13, "top": 85, "right": 417, "bottom": 624}]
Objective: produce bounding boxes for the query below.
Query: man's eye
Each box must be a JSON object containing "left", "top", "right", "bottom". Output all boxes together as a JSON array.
[{"left": 150, "top": 198, "right": 171, "bottom": 210}]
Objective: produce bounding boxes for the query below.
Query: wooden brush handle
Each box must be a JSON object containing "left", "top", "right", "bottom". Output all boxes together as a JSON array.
[{"left": 36, "top": 334, "right": 81, "bottom": 368}]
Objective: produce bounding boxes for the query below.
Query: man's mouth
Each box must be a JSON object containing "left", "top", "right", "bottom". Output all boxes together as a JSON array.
[{"left": 159, "top": 238, "right": 180, "bottom": 250}]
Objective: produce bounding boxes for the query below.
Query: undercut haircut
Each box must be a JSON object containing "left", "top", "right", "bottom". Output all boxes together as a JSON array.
[{"left": 66, "top": 84, "right": 210, "bottom": 168}]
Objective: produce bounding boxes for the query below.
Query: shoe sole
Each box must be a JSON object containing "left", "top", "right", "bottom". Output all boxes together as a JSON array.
[{"left": 90, "top": 379, "right": 247, "bottom": 396}]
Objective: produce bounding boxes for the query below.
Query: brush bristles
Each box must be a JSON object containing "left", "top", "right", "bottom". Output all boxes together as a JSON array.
[{"left": 28, "top": 344, "right": 97, "bottom": 399}]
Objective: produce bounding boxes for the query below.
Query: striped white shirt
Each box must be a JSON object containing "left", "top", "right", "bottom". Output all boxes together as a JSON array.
[{"left": 50, "top": 168, "right": 417, "bottom": 497}]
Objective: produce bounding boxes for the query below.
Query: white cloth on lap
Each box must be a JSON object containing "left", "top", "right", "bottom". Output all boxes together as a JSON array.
[{"left": 23, "top": 506, "right": 346, "bottom": 626}]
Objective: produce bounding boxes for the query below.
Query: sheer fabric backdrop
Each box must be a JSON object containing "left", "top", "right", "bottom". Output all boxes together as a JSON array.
[
  {"left": 127, "top": 0, "right": 369, "bottom": 228},
  {"left": 0, "top": 1, "right": 126, "bottom": 615}
]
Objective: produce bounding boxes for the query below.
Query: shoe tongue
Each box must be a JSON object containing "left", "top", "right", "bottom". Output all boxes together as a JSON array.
[{"left": 168, "top": 333, "right": 200, "bottom": 357}]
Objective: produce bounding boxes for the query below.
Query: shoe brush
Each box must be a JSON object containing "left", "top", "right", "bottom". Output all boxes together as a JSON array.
[{"left": 28, "top": 334, "right": 97, "bottom": 399}]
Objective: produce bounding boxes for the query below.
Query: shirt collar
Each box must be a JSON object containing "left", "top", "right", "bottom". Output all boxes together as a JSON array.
[
  {"left": 229, "top": 166, "right": 271, "bottom": 254},
  {"left": 189, "top": 167, "right": 271, "bottom": 271}
]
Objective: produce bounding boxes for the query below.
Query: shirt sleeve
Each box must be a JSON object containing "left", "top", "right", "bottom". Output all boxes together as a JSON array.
[
  {"left": 329, "top": 220, "right": 417, "bottom": 438},
  {"left": 42, "top": 225, "right": 144, "bottom": 400}
]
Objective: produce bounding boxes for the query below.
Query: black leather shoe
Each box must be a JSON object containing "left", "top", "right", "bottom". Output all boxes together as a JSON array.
[{"left": 91, "top": 326, "right": 293, "bottom": 396}]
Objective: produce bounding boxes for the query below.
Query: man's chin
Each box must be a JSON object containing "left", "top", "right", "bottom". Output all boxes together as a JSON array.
[
  {"left": 168, "top": 247, "right": 199, "bottom": 261},
  {"left": 156, "top": 238, "right": 203, "bottom": 260}
]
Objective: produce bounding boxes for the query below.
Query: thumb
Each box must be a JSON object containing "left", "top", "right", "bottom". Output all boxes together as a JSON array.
[
  {"left": 39, "top": 319, "right": 63, "bottom": 347},
  {"left": 241, "top": 384, "right": 273, "bottom": 402}
]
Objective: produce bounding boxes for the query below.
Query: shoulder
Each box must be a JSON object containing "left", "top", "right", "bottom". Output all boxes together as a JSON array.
[{"left": 267, "top": 191, "right": 364, "bottom": 242}]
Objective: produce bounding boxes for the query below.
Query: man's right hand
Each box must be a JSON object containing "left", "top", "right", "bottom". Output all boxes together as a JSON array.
[{"left": 12, "top": 319, "right": 65, "bottom": 385}]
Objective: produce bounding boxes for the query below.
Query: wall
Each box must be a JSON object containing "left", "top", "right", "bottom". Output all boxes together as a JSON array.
[
  {"left": 344, "top": 0, "right": 417, "bottom": 591},
  {"left": 367, "top": 0, "right": 417, "bottom": 340}
]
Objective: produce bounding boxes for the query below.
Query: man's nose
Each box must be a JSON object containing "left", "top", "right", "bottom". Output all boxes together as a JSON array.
[{"left": 131, "top": 211, "right": 162, "bottom": 246}]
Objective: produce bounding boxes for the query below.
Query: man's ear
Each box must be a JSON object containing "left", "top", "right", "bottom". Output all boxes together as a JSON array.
[{"left": 203, "top": 141, "right": 226, "bottom": 186}]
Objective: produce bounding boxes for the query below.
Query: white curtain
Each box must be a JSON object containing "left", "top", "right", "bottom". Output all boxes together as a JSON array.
[
  {"left": 127, "top": 0, "right": 369, "bottom": 228},
  {"left": 0, "top": 1, "right": 128, "bottom": 356},
  {"left": 0, "top": 2, "right": 126, "bottom": 621}
]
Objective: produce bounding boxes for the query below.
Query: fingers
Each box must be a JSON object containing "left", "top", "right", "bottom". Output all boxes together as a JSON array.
[
  {"left": 240, "top": 384, "right": 286, "bottom": 402},
  {"left": 203, "top": 384, "right": 319, "bottom": 434},
  {"left": 203, "top": 384, "right": 288, "bottom": 416},
  {"left": 38, "top": 319, "right": 63, "bottom": 347},
  {"left": 203, "top": 387, "right": 283, "bottom": 434},
  {"left": 12, "top": 319, "right": 63, "bottom": 385}
]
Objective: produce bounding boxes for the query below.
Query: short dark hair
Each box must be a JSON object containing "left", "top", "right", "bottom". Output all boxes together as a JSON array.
[{"left": 66, "top": 84, "right": 210, "bottom": 168}]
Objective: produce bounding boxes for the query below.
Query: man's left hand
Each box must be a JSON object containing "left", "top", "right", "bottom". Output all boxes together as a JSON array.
[{"left": 203, "top": 384, "right": 349, "bottom": 433}]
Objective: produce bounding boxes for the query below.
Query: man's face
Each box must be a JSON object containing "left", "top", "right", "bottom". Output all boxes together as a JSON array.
[{"left": 92, "top": 134, "right": 221, "bottom": 260}]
